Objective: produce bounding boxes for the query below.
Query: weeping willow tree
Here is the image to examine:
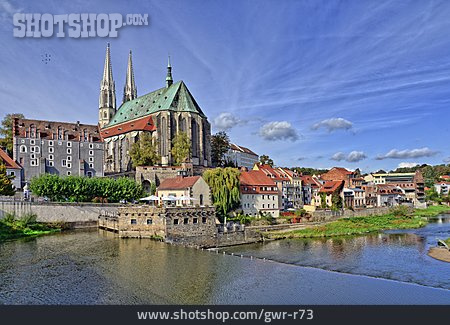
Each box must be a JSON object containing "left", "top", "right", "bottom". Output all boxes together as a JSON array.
[{"left": 203, "top": 167, "right": 241, "bottom": 221}]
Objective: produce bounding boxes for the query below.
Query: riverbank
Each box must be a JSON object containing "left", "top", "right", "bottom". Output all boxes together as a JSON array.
[
  {"left": 0, "top": 214, "right": 62, "bottom": 241},
  {"left": 265, "top": 205, "right": 450, "bottom": 239}
]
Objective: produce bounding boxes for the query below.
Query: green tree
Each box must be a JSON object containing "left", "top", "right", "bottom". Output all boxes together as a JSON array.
[
  {"left": 130, "top": 133, "right": 160, "bottom": 167},
  {"left": 0, "top": 163, "right": 15, "bottom": 196},
  {"left": 203, "top": 167, "right": 241, "bottom": 221},
  {"left": 259, "top": 155, "right": 274, "bottom": 167},
  {"left": 211, "top": 131, "right": 230, "bottom": 167},
  {"left": 171, "top": 132, "right": 191, "bottom": 166},
  {"left": 0, "top": 113, "right": 24, "bottom": 156}
]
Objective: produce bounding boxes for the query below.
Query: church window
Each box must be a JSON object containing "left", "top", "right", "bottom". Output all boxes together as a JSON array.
[
  {"left": 104, "top": 111, "right": 107, "bottom": 118},
  {"left": 191, "top": 119, "right": 199, "bottom": 157},
  {"left": 161, "top": 117, "right": 167, "bottom": 156},
  {"left": 20, "top": 145, "right": 27, "bottom": 153}
]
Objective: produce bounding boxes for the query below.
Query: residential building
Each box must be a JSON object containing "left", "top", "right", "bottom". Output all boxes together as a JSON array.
[
  {"left": 320, "top": 167, "right": 356, "bottom": 187},
  {"left": 157, "top": 175, "right": 211, "bottom": 207},
  {"left": 344, "top": 188, "right": 366, "bottom": 209},
  {"left": 253, "top": 164, "right": 302, "bottom": 210},
  {"left": 240, "top": 169, "right": 280, "bottom": 218},
  {"left": 12, "top": 118, "right": 104, "bottom": 186},
  {"left": 376, "top": 184, "right": 405, "bottom": 207},
  {"left": 0, "top": 147, "right": 22, "bottom": 190},
  {"left": 314, "top": 180, "right": 345, "bottom": 208},
  {"left": 361, "top": 184, "right": 377, "bottom": 207},
  {"left": 434, "top": 182, "right": 450, "bottom": 196},
  {"left": 223, "top": 143, "right": 258, "bottom": 169},
  {"left": 365, "top": 171, "right": 425, "bottom": 205},
  {"left": 300, "top": 175, "right": 321, "bottom": 205}
]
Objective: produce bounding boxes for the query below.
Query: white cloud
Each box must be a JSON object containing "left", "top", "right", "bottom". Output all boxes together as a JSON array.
[
  {"left": 312, "top": 118, "right": 353, "bottom": 132},
  {"left": 331, "top": 151, "right": 367, "bottom": 163},
  {"left": 213, "top": 112, "right": 242, "bottom": 131},
  {"left": 376, "top": 147, "right": 437, "bottom": 160},
  {"left": 397, "top": 162, "right": 420, "bottom": 168},
  {"left": 259, "top": 121, "right": 299, "bottom": 141}
]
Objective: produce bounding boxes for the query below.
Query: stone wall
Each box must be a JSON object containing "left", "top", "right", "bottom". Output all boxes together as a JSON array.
[
  {"left": 0, "top": 200, "right": 119, "bottom": 226},
  {"left": 117, "top": 206, "right": 166, "bottom": 238},
  {"left": 311, "top": 206, "right": 390, "bottom": 222}
]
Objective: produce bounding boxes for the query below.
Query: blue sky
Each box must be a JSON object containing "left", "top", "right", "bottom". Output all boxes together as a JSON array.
[{"left": 0, "top": 0, "right": 449, "bottom": 172}]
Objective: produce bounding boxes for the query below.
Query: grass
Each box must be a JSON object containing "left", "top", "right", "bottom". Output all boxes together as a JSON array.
[
  {"left": 0, "top": 213, "right": 62, "bottom": 242},
  {"left": 414, "top": 205, "right": 450, "bottom": 217},
  {"left": 444, "top": 238, "right": 450, "bottom": 246},
  {"left": 265, "top": 205, "right": 450, "bottom": 240}
]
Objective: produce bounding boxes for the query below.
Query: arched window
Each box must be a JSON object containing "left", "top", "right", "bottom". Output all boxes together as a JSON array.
[
  {"left": 20, "top": 145, "right": 27, "bottom": 153},
  {"left": 191, "top": 119, "right": 198, "bottom": 157},
  {"left": 199, "top": 194, "right": 204, "bottom": 206},
  {"left": 161, "top": 117, "right": 167, "bottom": 156},
  {"left": 57, "top": 126, "right": 63, "bottom": 140}
]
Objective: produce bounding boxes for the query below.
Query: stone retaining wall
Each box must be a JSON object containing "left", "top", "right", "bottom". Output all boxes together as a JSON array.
[
  {"left": 311, "top": 207, "right": 390, "bottom": 222},
  {"left": 0, "top": 200, "right": 119, "bottom": 226}
]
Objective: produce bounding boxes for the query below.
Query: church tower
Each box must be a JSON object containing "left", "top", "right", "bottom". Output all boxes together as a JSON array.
[
  {"left": 122, "top": 50, "right": 137, "bottom": 104},
  {"left": 166, "top": 55, "right": 173, "bottom": 88},
  {"left": 99, "top": 43, "right": 116, "bottom": 128}
]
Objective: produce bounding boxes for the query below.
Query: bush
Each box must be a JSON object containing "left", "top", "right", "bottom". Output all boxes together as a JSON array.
[
  {"left": 390, "top": 205, "right": 413, "bottom": 217},
  {"left": 30, "top": 175, "right": 144, "bottom": 203},
  {"left": 17, "top": 213, "right": 37, "bottom": 227},
  {"left": 2, "top": 212, "right": 16, "bottom": 223}
]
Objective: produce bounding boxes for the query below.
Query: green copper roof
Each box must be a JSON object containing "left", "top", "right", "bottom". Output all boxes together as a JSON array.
[{"left": 104, "top": 80, "right": 206, "bottom": 128}]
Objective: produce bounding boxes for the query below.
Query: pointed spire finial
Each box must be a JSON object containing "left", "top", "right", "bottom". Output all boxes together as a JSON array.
[
  {"left": 166, "top": 54, "right": 173, "bottom": 88},
  {"left": 99, "top": 43, "right": 117, "bottom": 127},
  {"left": 123, "top": 49, "right": 137, "bottom": 104}
]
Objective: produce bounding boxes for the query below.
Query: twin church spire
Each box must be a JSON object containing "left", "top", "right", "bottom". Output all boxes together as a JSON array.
[{"left": 99, "top": 44, "right": 173, "bottom": 127}]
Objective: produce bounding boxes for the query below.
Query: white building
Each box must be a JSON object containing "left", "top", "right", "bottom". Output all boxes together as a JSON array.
[
  {"left": 223, "top": 143, "right": 258, "bottom": 169},
  {"left": 434, "top": 182, "right": 450, "bottom": 196}
]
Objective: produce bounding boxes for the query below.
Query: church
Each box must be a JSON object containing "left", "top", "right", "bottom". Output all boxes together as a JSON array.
[{"left": 98, "top": 44, "right": 212, "bottom": 174}]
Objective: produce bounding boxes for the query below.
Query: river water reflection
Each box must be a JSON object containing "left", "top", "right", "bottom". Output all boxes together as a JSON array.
[
  {"left": 0, "top": 216, "right": 449, "bottom": 304},
  {"left": 223, "top": 215, "right": 450, "bottom": 289}
]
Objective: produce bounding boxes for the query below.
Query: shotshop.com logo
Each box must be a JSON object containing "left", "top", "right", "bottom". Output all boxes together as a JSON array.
[{"left": 13, "top": 13, "right": 149, "bottom": 38}]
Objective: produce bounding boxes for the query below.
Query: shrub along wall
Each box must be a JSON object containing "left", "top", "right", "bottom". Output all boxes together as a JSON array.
[{"left": 29, "top": 174, "right": 144, "bottom": 203}]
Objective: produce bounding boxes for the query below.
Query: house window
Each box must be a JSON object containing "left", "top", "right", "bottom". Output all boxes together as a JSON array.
[
  {"left": 89, "top": 143, "right": 94, "bottom": 149},
  {"left": 48, "top": 161, "right": 54, "bottom": 167},
  {"left": 62, "top": 160, "right": 67, "bottom": 167},
  {"left": 67, "top": 148, "right": 72, "bottom": 154},
  {"left": 147, "top": 219, "right": 153, "bottom": 225},
  {"left": 58, "top": 141, "right": 62, "bottom": 146},
  {"left": 130, "top": 219, "right": 137, "bottom": 225},
  {"left": 49, "top": 140, "right": 54, "bottom": 146},
  {"left": 193, "top": 218, "right": 198, "bottom": 224},
  {"left": 67, "top": 163, "right": 72, "bottom": 169},
  {"left": 20, "top": 145, "right": 27, "bottom": 153},
  {"left": 199, "top": 194, "right": 203, "bottom": 205},
  {"left": 20, "top": 139, "right": 25, "bottom": 144},
  {"left": 89, "top": 157, "right": 94, "bottom": 162},
  {"left": 30, "top": 146, "right": 35, "bottom": 153},
  {"left": 30, "top": 153, "right": 36, "bottom": 159},
  {"left": 173, "top": 219, "right": 179, "bottom": 225},
  {"left": 89, "top": 150, "right": 94, "bottom": 156},
  {"left": 202, "top": 217, "right": 207, "bottom": 224},
  {"left": 30, "top": 160, "right": 37, "bottom": 166},
  {"left": 34, "top": 146, "right": 40, "bottom": 153},
  {"left": 183, "top": 218, "right": 189, "bottom": 224},
  {"left": 67, "top": 171, "right": 71, "bottom": 176},
  {"left": 30, "top": 139, "right": 35, "bottom": 145},
  {"left": 9, "top": 171, "right": 15, "bottom": 176},
  {"left": 67, "top": 156, "right": 72, "bottom": 161},
  {"left": 67, "top": 141, "right": 72, "bottom": 147},
  {"left": 89, "top": 163, "right": 94, "bottom": 168},
  {"left": 87, "top": 171, "right": 93, "bottom": 177},
  {"left": 49, "top": 147, "right": 54, "bottom": 153}
]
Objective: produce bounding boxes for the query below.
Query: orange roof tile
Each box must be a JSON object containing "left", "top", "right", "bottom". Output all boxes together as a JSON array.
[
  {"left": 158, "top": 176, "right": 201, "bottom": 190},
  {"left": 0, "top": 148, "right": 21, "bottom": 169}
]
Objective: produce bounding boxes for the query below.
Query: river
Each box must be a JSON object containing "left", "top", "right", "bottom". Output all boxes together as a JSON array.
[{"left": 0, "top": 215, "right": 449, "bottom": 304}]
